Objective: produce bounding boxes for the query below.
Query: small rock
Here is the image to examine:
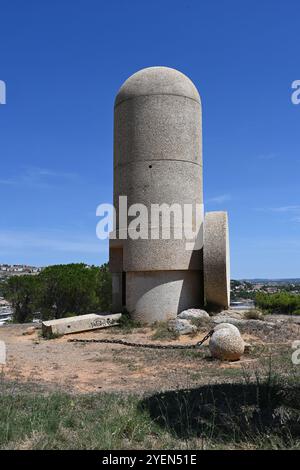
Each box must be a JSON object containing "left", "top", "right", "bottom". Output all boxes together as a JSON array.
[
  {"left": 214, "top": 322, "right": 241, "bottom": 336},
  {"left": 168, "top": 318, "right": 197, "bottom": 335},
  {"left": 244, "top": 342, "right": 252, "bottom": 354},
  {"left": 178, "top": 309, "right": 209, "bottom": 320},
  {"left": 214, "top": 309, "right": 243, "bottom": 319},
  {"left": 22, "top": 326, "right": 36, "bottom": 336},
  {"left": 212, "top": 316, "right": 245, "bottom": 326},
  {"left": 209, "top": 329, "right": 245, "bottom": 361},
  {"left": 246, "top": 319, "right": 276, "bottom": 328}
]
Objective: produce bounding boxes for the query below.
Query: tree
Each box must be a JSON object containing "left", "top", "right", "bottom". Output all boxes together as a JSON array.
[
  {"left": 96, "top": 263, "right": 112, "bottom": 311},
  {"left": 39, "top": 264, "right": 98, "bottom": 319},
  {"left": 255, "top": 291, "right": 300, "bottom": 314},
  {"left": 3, "top": 275, "right": 39, "bottom": 323},
  {"left": 3, "top": 263, "right": 112, "bottom": 322}
]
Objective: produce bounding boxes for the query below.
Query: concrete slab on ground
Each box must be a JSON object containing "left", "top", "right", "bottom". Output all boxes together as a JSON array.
[{"left": 42, "top": 313, "right": 122, "bottom": 336}]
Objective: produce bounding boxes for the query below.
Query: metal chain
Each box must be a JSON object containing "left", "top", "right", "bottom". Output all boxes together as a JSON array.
[{"left": 68, "top": 329, "right": 214, "bottom": 350}]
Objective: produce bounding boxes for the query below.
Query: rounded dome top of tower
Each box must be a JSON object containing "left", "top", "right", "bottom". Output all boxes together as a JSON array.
[{"left": 115, "top": 66, "right": 201, "bottom": 106}]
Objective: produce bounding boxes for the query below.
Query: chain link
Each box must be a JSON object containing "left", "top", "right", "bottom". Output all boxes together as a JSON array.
[{"left": 68, "top": 329, "right": 214, "bottom": 350}]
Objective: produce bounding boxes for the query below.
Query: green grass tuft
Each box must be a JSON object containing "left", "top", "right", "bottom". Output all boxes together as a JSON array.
[{"left": 151, "top": 322, "right": 179, "bottom": 341}]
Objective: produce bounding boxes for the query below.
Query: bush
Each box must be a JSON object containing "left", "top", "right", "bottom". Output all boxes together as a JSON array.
[
  {"left": 2, "top": 275, "right": 39, "bottom": 323},
  {"left": 255, "top": 291, "right": 300, "bottom": 314},
  {"left": 117, "top": 310, "right": 141, "bottom": 332},
  {"left": 151, "top": 322, "right": 179, "bottom": 341}
]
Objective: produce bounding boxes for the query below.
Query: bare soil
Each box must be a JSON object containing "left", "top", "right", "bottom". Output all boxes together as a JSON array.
[{"left": 1, "top": 316, "right": 300, "bottom": 395}]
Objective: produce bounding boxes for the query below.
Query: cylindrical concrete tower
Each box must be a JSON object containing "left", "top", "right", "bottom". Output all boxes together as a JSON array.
[{"left": 110, "top": 66, "right": 204, "bottom": 323}]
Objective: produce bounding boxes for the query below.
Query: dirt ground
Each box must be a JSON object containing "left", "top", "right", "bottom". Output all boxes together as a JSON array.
[{"left": 1, "top": 315, "right": 300, "bottom": 394}]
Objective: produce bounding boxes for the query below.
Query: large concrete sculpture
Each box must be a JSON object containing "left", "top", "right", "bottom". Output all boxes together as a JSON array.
[{"left": 110, "top": 66, "right": 230, "bottom": 323}]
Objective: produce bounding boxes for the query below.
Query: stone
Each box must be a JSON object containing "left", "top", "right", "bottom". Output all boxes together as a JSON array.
[
  {"left": 168, "top": 318, "right": 197, "bottom": 335},
  {"left": 209, "top": 329, "right": 245, "bottom": 361},
  {"left": 213, "top": 322, "right": 241, "bottom": 336},
  {"left": 178, "top": 308, "right": 209, "bottom": 320},
  {"left": 204, "top": 211, "right": 230, "bottom": 310},
  {"left": 213, "top": 317, "right": 277, "bottom": 333},
  {"left": 216, "top": 309, "right": 243, "bottom": 319},
  {"left": 42, "top": 313, "right": 122, "bottom": 337},
  {"left": 212, "top": 316, "right": 245, "bottom": 326}
]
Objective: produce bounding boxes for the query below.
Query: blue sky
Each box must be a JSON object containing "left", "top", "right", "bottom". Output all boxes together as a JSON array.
[{"left": 0, "top": 0, "right": 299, "bottom": 278}]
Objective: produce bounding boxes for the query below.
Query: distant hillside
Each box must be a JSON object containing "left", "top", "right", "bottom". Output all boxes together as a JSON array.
[{"left": 240, "top": 279, "right": 300, "bottom": 284}]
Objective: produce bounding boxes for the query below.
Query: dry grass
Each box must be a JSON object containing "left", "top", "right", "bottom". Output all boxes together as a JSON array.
[
  {"left": 1, "top": 319, "right": 300, "bottom": 450},
  {"left": 1, "top": 364, "right": 300, "bottom": 450}
]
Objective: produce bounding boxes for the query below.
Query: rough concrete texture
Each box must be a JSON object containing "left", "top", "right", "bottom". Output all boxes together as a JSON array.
[
  {"left": 110, "top": 66, "right": 231, "bottom": 323},
  {"left": 109, "top": 245, "right": 123, "bottom": 273},
  {"left": 178, "top": 309, "right": 209, "bottom": 320},
  {"left": 126, "top": 270, "right": 203, "bottom": 323},
  {"left": 168, "top": 318, "right": 197, "bottom": 335},
  {"left": 209, "top": 329, "right": 245, "bottom": 361},
  {"left": 115, "top": 161, "right": 203, "bottom": 209},
  {"left": 116, "top": 160, "right": 203, "bottom": 272},
  {"left": 124, "top": 239, "right": 203, "bottom": 273},
  {"left": 114, "top": 96, "right": 202, "bottom": 167},
  {"left": 114, "top": 67, "right": 204, "bottom": 271},
  {"left": 115, "top": 66, "right": 201, "bottom": 106},
  {"left": 42, "top": 313, "right": 122, "bottom": 337},
  {"left": 213, "top": 322, "right": 241, "bottom": 336},
  {"left": 204, "top": 211, "right": 230, "bottom": 310},
  {"left": 111, "top": 66, "right": 205, "bottom": 322}
]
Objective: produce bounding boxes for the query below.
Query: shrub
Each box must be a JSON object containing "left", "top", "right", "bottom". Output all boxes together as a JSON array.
[
  {"left": 3, "top": 263, "right": 112, "bottom": 323},
  {"left": 2, "top": 275, "right": 39, "bottom": 323},
  {"left": 117, "top": 310, "right": 141, "bottom": 332},
  {"left": 255, "top": 291, "right": 300, "bottom": 315},
  {"left": 151, "top": 322, "right": 179, "bottom": 341}
]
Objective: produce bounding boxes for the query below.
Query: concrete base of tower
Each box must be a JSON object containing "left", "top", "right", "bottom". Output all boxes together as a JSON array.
[{"left": 126, "top": 270, "right": 204, "bottom": 324}]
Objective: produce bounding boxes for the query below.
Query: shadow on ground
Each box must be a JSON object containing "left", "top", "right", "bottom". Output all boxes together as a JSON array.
[{"left": 140, "top": 381, "right": 300, "bottom": 443}]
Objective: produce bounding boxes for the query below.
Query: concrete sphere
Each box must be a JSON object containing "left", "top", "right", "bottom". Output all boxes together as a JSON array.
[
  {"left": 209, "top": 329, "right": 244, "bottom": 361},
  {"left": 113, "top": 67, "right": 204, "bottom": 322},
  {"left": 213, "top": 322, "right": 241, "bottom": 336}
]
